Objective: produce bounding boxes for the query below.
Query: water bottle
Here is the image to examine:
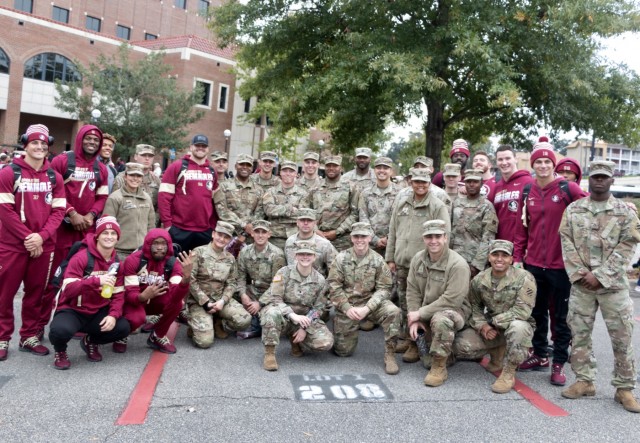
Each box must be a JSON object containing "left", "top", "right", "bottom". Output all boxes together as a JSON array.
[{"left": 100, "top": 263, "right": 120, "bottom": 299}]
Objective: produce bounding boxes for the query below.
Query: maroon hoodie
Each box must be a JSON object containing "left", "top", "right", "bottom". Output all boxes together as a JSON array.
[
  {"left": 492, "top": 170, "right": 535, "bottom": 242},
  {"left": 122, "top": 228, "right": 188, "bottom": 305},
  {"left": 513, "top": 176, "right": 588, "bottom": 268},
  {"left": 56, "top": 234, "right": 124, "bottom": 318},
  {"left": 0, "top": 157, "right": 66, "bottom": 252}
]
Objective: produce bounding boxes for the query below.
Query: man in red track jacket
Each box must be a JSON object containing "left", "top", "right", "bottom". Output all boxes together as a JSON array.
[{"left": 0, "top": 124, "right": 66, "bottom": 361}]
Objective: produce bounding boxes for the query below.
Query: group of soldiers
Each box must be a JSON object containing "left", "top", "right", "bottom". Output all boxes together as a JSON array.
[{"left": 1, "top": 125, "right": 639, "bottom": 413}]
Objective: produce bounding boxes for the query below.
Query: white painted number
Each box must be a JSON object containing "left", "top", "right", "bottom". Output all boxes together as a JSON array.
[
  {"left": 299, "top": 385, "right": 325, "bottom": 400},
  {"left": 330, "top": 385, "right": 358, "bottom": 399},
  {"left": 355, "top": 384, "right": 386, "bottom": 398},
  {"left": 299, "top": 383, "right": 386, "bottom": 400}
]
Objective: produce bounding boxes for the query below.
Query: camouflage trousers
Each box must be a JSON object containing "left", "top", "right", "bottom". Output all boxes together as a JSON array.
[
  {"left": 567, "top": 286, "right": 637, "bottom": 389},
  {"left": 187, "top": 299, "right": 251, "bottom": 349},
  {"left": 333, "top": 300, "right": 401, "bottom": 357},
  {"left": 395, "top": 266, "right": 409, "bottom": 339},
  {"left": 453, "top": 321, "right": 533, "bottom": 366},
  {"left": 415, "top": 310, "right": 465, "bottom": 361},
  {"left": 260, "top": 305, "right": 333, "bottom": 352}
]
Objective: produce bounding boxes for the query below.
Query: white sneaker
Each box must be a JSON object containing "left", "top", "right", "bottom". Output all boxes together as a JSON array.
[{"left": 635, "top": 286, "right": 640, "bottom": 293}]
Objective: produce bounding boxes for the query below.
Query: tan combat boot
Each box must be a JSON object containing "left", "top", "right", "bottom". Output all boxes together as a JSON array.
[
  {"left": 402, "top": 341, "right": 420, "bottom": 363},
  {"left": 561, "top": 381, "right": 596, "bottom": 399},
  {"left": 214, "top": 318, "right": 228, "bottom": 339},
  {"left": 424, "top": 355, "right": 448, "bottom": 387},
  {"left": 492, "top": 363, "right": 518, "bottom": 394},
  {"left": 263, "top": 345, "right": 278, "bottom": 371},
  {"left": 289, "top": 336, "right": 303, "bottom": 357},
  {"left": 395, "top": 338, "right": 410, "bottom": 354},
  {"left": 615, "top": 389, "right": 640, "bottom": 413},
  {"left": 384, "top": 341, "right": 399, "bottom": 375},
  {"left": 486, "top": 345, "right": 506, "bottom": 373}
]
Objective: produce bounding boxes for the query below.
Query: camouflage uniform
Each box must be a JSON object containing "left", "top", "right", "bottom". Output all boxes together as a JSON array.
[
  {"left": 307, "top": 179, "right": 359, "bottom": 251},
  {"left": 296, "top": 175, "right": 325, "bottom": 192},
  {"left": 358, "top": 182, "right": 399, "bottom": 256},
  {"left": 341, "top": 168, "right": 376, "bottom": 193},
  {"left": 250, "top": 173, "right": 280, "bottom": 192},
  {"left": 263, "top": 183, "right": 309, "bottom": 250},
  {"left": 560, "top": 194, "right": 640, "bottom": 389},
  {"left": 214, "top": 177, "right": 264, "bottom": 235},
  {"left": 394, "top": 185, "right": 452, "bottom": 213},
  {"left": 454, "top": 266, "right": 536, "bottom": 365},
  {"left": 328, "top": 248, "right": 401, "bottom": 356},
  {"left": 284, "top": 233, "right": 337, "bottom": 277},
  {"left": 187, "top": 244, "right": 251, "bottom": 348},
  {"left": 237, "top": 242, "right": 286, "bottom": 302},
  {"left": 260, "top": 265, "right": 333, "bottom": 351},
  {"left": 450, "top": 195, "right": 498, "bottom": 271}
]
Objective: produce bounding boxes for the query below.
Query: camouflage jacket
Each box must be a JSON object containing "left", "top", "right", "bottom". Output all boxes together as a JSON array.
[
  {"left": 394, "top": 186, "right": 452, "bottom": 211},
  {"left": 341, "top": 168, "right": 376, "bottom": 192},
  {"left": 250, "top": 173, "right": 281, "bottom": 192},
  {"left": 265, "top": 265, "right": 327, "bottom": 317},
  {"left": 328, "top": 248, "right": 392, "bottom": 314},
  {"left": 262, "top": 183, "right": 309, "bottom": 239},
  {"left": 188, "top": 245, "right": 237, "bottom": 305},
  {"left": 469, "top": 266, "right": 536, "bottom": 331},
  {"left": 296, "top": 175, "right": 325, "bottom": 192},
  {"left": 358, "top": 182, "right": 399, "bottom": 245},
  {"left": 213, "top": 177, "right": 264, "bottom": 235},
  {"left": 284, "top": 232, "right": 338, "bottom": 277},
  {"left": 236, "top": 242, "right": 286, "bottom": 299},
  {"left": 560, "top": 195, "right": 640, "bottom": 293},
  {"left": 406, "top": 247, "right": 471, "bottom": 322},
  {"left": 450, "top": 195, "right": 498, "bottom": 270},
  {"left": 307, "top": 179, "right": 359, "bottom": 235}
]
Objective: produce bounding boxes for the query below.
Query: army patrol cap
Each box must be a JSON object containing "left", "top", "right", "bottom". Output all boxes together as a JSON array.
[
  {"left": 414, "top": 156, "right": 433, "bottom": 168},
  {"left": 589, "top": 160, "right": 615, "bottom": 177},
  {"left": 236, "top": 153, "right": 254, "bottom": 165},
  {"left": 252, "top": 219, "right": 271, "bottom": 232},
  {"left": 211, "top": 151, "right": 228, "bottom": 161},
  {"left": 260, "top": 151, "right": 277, "bottom": 161},
  {"left": 125, "top": 162, "right": 145, "bottom": 176},
  {"left": 297, "top": 208, "right": 317, "bottom": 220},
  {"left": 443, "top": 163, "right": 462, "bottom": 177},
  {"left": 410, "top": 168, "right": 431, "bottom": 182},
  {"left": 422, "top": 220, "right": 448, "bottom": 236},
  {"left": 355, "top": 147, "right": 372, "bottom": 158},
  {"left": 280, "top": 160, "right": 298, "bottom": 171},
  {"left": 135, "top": 144, "right": 156, "bottom": 155},
  {"left": 489, "top": 239, "right": 514, "bottom": 255},
  {"left": 215, "top": 221, "right": 235, "bottom": 237},
  {"left": 303, "top": 152, "right": 320, "bottom": 161},
  {"left": 295, "top": 239, "right": 317, "bottom": 255},
  {"left": 463, "top": 168, "right": 483, "bottom": 181},
  {"left": 324, "top": 155, "right": 343, "bottom": 166},
  {"left": 374, "top": 156, "right": 393, "bottom": 168},
  {"left": 351, "top": 222, "right": 374, "bottom": 236}
]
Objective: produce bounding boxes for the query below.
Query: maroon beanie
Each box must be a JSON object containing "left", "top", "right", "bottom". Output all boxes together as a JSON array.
[
  {"left": 95, "top": 215, "right": 121, "bottom": 239},
  {"left": 24, "top": 124, "right": 50, "bottom": 146},
  {"left": 530, "top": 136, "right": 556, "bottom": 167},
  {"left": 555, "top": 158, "right": 582, "bottom": 182},
  {"left": 450, "top": 139, "right": 470, "bottom": 158}
]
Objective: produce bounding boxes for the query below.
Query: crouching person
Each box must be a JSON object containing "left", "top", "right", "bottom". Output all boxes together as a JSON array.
[
  {"left": 48, "top": 216, "right": 130, "bottom": 370},
  {"left": 118, "top": 229, "right": 193, "bottom": 354},
  {"left": 187, "top": 221, "right": 251, "bottom": 348},
  {"left": 453, "top": 240, "right": 536, "bottom": 393},
  {"left": 406, "top": 220, "right": 470, "bottom": 387},
  {"left": 261, "top": 240, "right": 333, "bottom": 371}
]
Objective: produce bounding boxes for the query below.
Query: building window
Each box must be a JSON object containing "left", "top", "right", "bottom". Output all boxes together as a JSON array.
[
  {"left": 145, "top": 33, "right": 157, "bottom": 40},
  {"left": 116, "top": 25, "right": 131, "bottom": 40},
  {"left": 218, "top": 84, "right": 229, "bottom": 111},
  {"left": 0, "top": 48, "right": 10, "bottom": 74},
  {"left": 174, "top": 0, "right": 187, "bottom": 9},
  {"left": 198, "top": 0, "right": 210, "bottom": 15},
  {"left": 14, "top": 0, "right": 33, "bottom": 13},
  {"left": 52, "top": 6, "right": 69, "bottom": 23},
  {"left": 23, "top": 53, "right": 82, "bottom": 83},
  {"left": 195, "top": 79, "right": 212, "bottom": 107},
  {"left": 244, "top": 99, "right": 251, "bottom": 113},
  {"left": 86, "top": 15, "right": 101, "bottom": 32}
]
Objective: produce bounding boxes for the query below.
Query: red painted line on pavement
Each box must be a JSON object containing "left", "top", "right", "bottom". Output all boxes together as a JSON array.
[
  {"left": 115, "top": 322, "right": 180, "bottom": 425},
  {"left": 635, "top": 316, "right": 640, "bottom": 322},
  {"left": 480, "top": 357, "right": 569, "bottom": 417}
]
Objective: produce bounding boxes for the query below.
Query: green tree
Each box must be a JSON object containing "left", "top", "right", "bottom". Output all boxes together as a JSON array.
[
  {"left": 55, "top": 44, "right": 204, "bottom": 158},
  {"left": 213, "top": 1, "right": 640, "bottom": 171}
]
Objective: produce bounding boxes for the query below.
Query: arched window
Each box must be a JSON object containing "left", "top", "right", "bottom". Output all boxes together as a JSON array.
[
  {"left": 0, "top": 48, "right": 9, "bottom": 74},
  {"left": 23, "top": 53, "right": 81, "bottom": 83}
]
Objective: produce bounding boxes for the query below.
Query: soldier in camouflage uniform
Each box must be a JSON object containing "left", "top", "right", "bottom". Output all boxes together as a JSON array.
[
  {"left": 394, "top": 156, "right": 451, "bottom": 210},
  {"left": 406, "top": 220, "right": 470, "bottom": 387},
  {"left": 450, "top": 168, "right": 498, "bottom": 278},
  {"left": 559, "top": 160, "right": 640, "bottom": 412},
  {"left": 442, "top": 163, "right": 462, "bottom": 207},
  {"left": 263, "top": 160, "right": 309, "bottom": 250},
  {"left": 251, "top": 151, "right": 281, "bottom": 191},
  {"left": 306, "top": 155, "right": 359, "bottom": 251},
  {"left": 296, "top": 152, "right": 325, "bottom": 191},
  {"left": 187, "top": 221, "right": 251, "bottom": 348},
  {"left": 214, "top": 153, "right": 264, "bottom": 241},
  {"left": 261, "top": 240, "right": 334, "bottom": 371},
  {"left": 453, "top": 240, "right": 536, "bottom": 394},
  {"left": 236, "top": 220, "right": 286, "bottom": 339},
  {"left": 328, "top": 222, "right": 402, "bottom": 375},
  {"left": 211, "top": 151, "right": 230, "bottom": 182},
  {"left": 341, "top": 147, "right": 376, "bottom": 192},
  {"left": 386, "top": 168, "right": 450, "bottom": 363},
  {"left": 284, "top": 208, "right": 337, "bottom": 277}
]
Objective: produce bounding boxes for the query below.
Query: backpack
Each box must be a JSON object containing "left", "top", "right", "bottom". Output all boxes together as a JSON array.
[
  {"left": 62, "top": 151, "right": 102, "bottom": 187},
  {"left": 10, "top": 163, "right": 56, "bottom": 193},
  {"left": 50, "top": 241, "right": 120, "bottom": 290},
  {"left": 134, "top": 243, "right": 182, "bottom": 279},
  {"left": 522, "top": 180, "right": 573, "bottom": 206}
]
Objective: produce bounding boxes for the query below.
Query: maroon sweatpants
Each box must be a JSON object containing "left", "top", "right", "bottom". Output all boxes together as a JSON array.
[
  {"left": 0, "top": 248, "right": 56, "bottom": 341},
  {"left": 121, "top": 291, "right": 184, "bottom": 337}
]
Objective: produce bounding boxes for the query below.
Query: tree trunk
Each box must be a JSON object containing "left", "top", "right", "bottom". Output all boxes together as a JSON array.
[{"left": 425, "top": 100, "right": 446, "bottom": 173}]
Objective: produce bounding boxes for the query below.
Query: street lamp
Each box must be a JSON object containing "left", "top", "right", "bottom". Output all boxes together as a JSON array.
[
  {"left": 318, "top": 139, "right": 325, "bottom": 152},
  {"left": 223, "top": 129, "right": 231, "bottom": 152},
  {"left": 91, "top": 109, "right": 101, "bottom": 123},
  {"left": 398, "top": 162, "right": 402, "bottom": 175}
]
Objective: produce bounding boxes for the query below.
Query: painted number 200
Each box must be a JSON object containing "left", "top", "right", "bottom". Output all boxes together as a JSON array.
[{"left": 299, "top": 384, "right": 386, "bottom": 400}]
